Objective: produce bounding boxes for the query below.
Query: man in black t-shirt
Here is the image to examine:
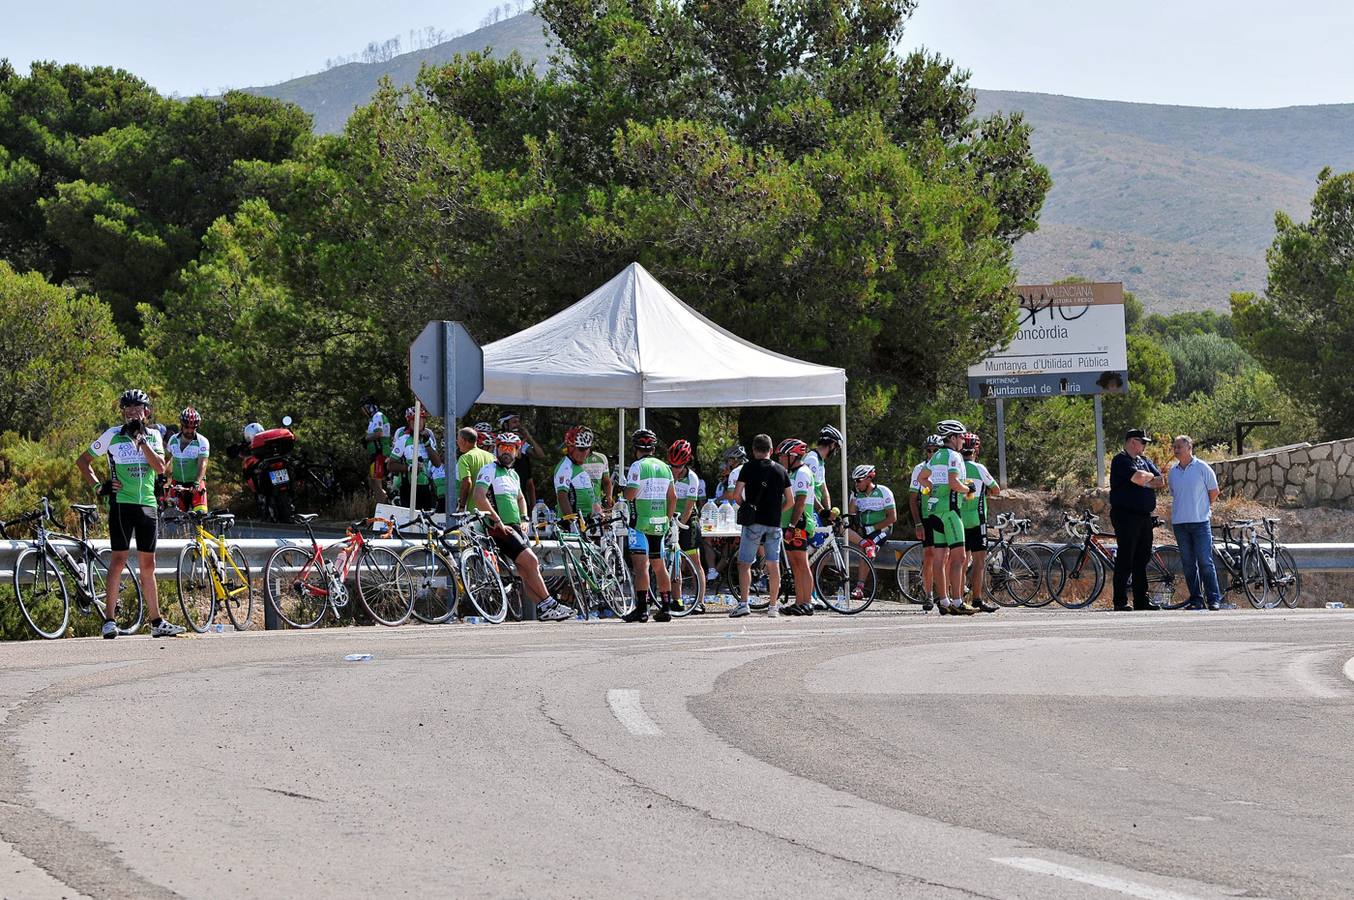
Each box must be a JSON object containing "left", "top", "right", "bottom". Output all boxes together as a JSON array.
[
  {"left": 726, "top": 434, "right": 793, "bottom": 618},
  {"left": 1109, "top": 428, "right": 1166, "bottom": 610}
]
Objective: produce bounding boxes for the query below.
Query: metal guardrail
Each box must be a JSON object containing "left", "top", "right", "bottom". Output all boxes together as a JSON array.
[{"left": 4, "top": 537, "right": 1352, "bottom": 580}]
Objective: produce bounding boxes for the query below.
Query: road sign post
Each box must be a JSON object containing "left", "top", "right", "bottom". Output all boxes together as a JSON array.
[{"left": 410, "top": 321, "right": 484, "bottom": 520}]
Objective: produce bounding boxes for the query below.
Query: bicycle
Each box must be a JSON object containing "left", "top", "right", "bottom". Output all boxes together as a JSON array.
[
  {"left": 555, "top": 513, "right": 635, "bottom": 619},
  {"left": 1210, "top": 519, "right": 1275, "bottom": 609},
  {"left": 393, "top": 511, "right": 464, "bottom": 624},
  {"left": 1, "top": 498, "right": 144, "bottom": 639},
  {"left": 1256, "top": 517, "right": 1301, "bottom": 608},
  {"left": 658, "top": 518, "right": 704, "bottom": 617},
  {"left": 1048, "top": 510, "right": 1182, "bottom": 609},
  {"left": 810, "top": 513, "right": 878, "bottom": 614},
  {"left": 175, "top": 510, "right": 256, "bottom": 631},
  {"left": 264, "top": 514, "right": 413, "bottom": 628},
  {"left": 978, "top": 514, "right": 1045, "bottom": 607},
  {"left": 404, "top": 509, "right": 510, "bottom": 624}
]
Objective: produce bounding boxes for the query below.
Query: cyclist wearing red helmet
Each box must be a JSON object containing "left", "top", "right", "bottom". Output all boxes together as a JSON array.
[
  {"left": 777, "top": 437, "right": 817, "bottom": 616},
  {"left": 474, "top": 433, "right": 576, "bottom": 622},
  {"left": 960, "top": 432, "right": 1001, "bottom": 613},
  {"left": 667, "top": 439, "right": 703, "bottom": 601},
  {"left": 166, "top": 407, "right": 210, "bottom": 513}
]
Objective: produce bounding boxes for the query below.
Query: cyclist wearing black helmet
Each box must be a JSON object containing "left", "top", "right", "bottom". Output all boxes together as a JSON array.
[
  {"left": 76, "top": 389, "right": 182, "bottom": 638},
  {"left": 622, "top": 428, "right": 678, "bottom": 622},
  {"left": 803, "top": 425, "right": 843, "bottom": 523}
]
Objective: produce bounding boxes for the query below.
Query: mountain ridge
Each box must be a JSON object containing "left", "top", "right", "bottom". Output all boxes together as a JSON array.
[{"left": 242, "top": 14, "right": 1354, "bottom": 311}]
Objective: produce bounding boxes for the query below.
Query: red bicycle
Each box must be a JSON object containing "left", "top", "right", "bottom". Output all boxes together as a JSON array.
[{"left": 264, "top": 514, "right": 413, "bottom": 627}]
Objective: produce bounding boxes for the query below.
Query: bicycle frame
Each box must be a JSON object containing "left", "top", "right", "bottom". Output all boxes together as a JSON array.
[{"left": 189, "top": 517, "right": 249, "bottom": 603}]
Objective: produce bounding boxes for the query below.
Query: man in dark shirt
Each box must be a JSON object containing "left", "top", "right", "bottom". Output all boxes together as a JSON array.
[
  {"left": 727, "top": 433, "right": 793, "bottom": 618},
  {"left": 1109, "top": 428, "right": 1166, "bottom": 610}
]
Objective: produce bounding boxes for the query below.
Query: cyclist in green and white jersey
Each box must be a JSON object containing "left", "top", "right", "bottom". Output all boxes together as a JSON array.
[
  {"left": 554, "top": 427, "right": 601, "bottom": 522},
  {"left": 76, "top": 389, "right": 183, "bottom": 638},
  {"left": 622, "top": 429, "right": 677, "bottom": 623},
  {"left": 570, "top": 427, "right": 613, "bottom": 506},
  {"left": 847, "top": 464, "right": 896, "bottom": 601},
  {"left": 802, "top": 425, "right": 843, "bottom": 525},
  {"left": 389, "top": 406, "right": 442, "bottom": 511},
  {"left": 909, "top": 434, "right": 942, "bottom": 611},
  {"left": 921, "top": 419, "right": 978, "bottom": 615},
  {"left": 166, "top": 407, "right": 210, "bottom": 513},
  {"left": 360, "top": 397, "right": 391, "bottom": 501},
  {"left": 777, "top": 438, "right": 817, "bottom": 616},
  {"left": 960, "top": 432, "right": 1001, "bottom": 613},
  {"left": 473, "top": 432, "right": 575, "bottom": 622}
]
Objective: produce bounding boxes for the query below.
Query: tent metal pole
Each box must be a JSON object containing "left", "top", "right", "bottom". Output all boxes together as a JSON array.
[
  {"left": 839, "top": 404, "right": 848, "bottom": 515},
  {"left": 639, "top": 406, "right": 646, "bottom": 429},
  {"left": 618, "top": 409, "right": 626, "bottom": 486}
]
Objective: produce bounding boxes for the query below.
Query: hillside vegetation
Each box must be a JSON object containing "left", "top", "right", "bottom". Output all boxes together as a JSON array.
[{"left": 245, "top": 13, "right": 1354, "bottom": 310}]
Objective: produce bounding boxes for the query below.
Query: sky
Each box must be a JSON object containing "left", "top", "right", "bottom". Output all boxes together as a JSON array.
[{"left": 2, "top": 0, "right": 1352, "bottom": 107}]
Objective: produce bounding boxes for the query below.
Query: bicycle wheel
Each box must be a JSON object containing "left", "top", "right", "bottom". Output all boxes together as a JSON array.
[
  {"left": 175, "top": 543, "right": 216, "bottom": 633},
  {"left": 747, "top": 556, "right": 772, "bottom": 610},
  {"left": 602, "top": 541, "right": 636, "bottom": 617},
  {"left": 92, "top": 550, "right": 145, "bottom": 634},
  {"left": 1274, "top": 548, "right": 1301, "bottom": 608},
  {"left": 1240, "top": 546, "right": 1269, "bottom": 609},
  {"left": 222, "top": 545, "right": 255, "bottom": 630},
  {"left": 984, "top": 544, "right": 1042, "bottom": 607},
  {"left": 403, "top": 546, "right": 459, "bottom": 624},
  {"left": 1048, "top": 545, "right": 1105, "bottom": 609},
  {"left": 1145, "top": 545, "right": 1185, "bottom": 609},
  {"left": 558, "top": 540, "right": 592, "bottom": 616},
  {"left": 461, "top": 549, "right": 509, "bottom": 623},
  {"left": 13, "top": 549, "right": 71, "bottom": 639},
  {"left": 1022, "top": 543, "right": 1058, "bottom": 607},
  {"left": 667, "top": 553, "right": 705, "bottom": 617},
  {"left": 355, "top": 547, "right": 413, "bottom": 626},
  {"left": 894, "top": 543, "right": 925, "bottom": 603},
  {"left": 814, "top": 545, "right": 876, "bottom": 614},
  {"left": 264, "top": 546, "right": 328, "bottom": 628}
]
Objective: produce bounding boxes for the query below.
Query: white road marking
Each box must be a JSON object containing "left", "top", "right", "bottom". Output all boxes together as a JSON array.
[
  {"left": 1344, "top": 655, "right": 1354, "bottom": 684},
  {"left": 606, "top": 689, "right": 663, "bottom": 736},
  {"left": 694, "top": 641, "right": 802, "bottom": 653},
  {"left": 991, "top": 857, "right": 1206, "bottom": 900}
]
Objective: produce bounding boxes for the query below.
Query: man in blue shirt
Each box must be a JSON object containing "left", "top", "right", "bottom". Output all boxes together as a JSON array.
[
  {"left": 1167, "top": 435, "right": 1229, "bottom": 610},
  {"left": 1109, "top": 428, "right": 1166, "bottom": 610}
]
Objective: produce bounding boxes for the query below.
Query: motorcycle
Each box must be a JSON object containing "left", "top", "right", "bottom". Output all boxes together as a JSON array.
[{"left": 243, "top": 416, "right": 297, "bottom": 523}]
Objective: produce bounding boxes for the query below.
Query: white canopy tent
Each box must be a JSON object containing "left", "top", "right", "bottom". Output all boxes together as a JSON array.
[{"left": 478, "top": 262, "right": 850, "bottom": 500}]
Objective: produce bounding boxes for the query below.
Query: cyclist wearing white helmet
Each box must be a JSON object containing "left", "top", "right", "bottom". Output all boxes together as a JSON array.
[
  {"left": 359, "top": 397, "right": 391, "bottom": 501},
  {"left": 473, "top": 432, "right": 576, "bottom": 622},
  {"left": 554, "top": 426, "right": 602, "bottom": 521},
  {"left": 803, "top": 425, "right": 843, "bottom": 523},
  {"left": 76, "top": 389, "right": 183, "bottom": 638},
  {"left": 909, "top": 435, "right": 942, "bottom": 611},
  {"left": 847, "top": 464, "right": 896, "bottom": 601},
  {"left": 574, "top": 426, "right": 614, "bottom": 506},
  {"left": 920, "top": 419, "right": 978, "bottom": 615}
]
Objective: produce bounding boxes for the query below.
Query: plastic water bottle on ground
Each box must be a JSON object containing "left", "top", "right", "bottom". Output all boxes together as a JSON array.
[
  {"left": 1326, "top": 602, "right": 1345, "bottom": 609},
  {"left": 464, "top": 616, "right": 486, "bottom": 624},
  {"left": 343, "top": 653, "right": 374, "bottom": 662}
]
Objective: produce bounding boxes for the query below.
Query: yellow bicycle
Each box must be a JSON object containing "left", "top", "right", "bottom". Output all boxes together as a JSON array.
[
  {"left": 394, "top": 511, "right": 465, "bottom": 624},
  {"left": 175, "top": 511, "right": 255, "bottom": 631}
]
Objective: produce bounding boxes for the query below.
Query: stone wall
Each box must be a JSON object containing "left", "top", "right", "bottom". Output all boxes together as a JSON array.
[{"left": 1212, "top": 437, "right": 1354, "bottom": 507}]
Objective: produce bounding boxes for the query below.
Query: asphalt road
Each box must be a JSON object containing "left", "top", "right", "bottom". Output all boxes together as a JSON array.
[{"left": 2, "top": 607, "right": 1352, "bottom": 899}]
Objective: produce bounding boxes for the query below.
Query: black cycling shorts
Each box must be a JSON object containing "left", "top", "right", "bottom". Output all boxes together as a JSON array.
[
  {"left": 109, "top": 501, "right": 158, "bottom": 553},
  {"left": 629, "top": 532, "right": 664, "bottom": 559},
  {"left": 964, "top": 525, "right": 985, "bottom": 553},
  {"left": 488, "top": 524, "right": 530, "bottom": 562},
  {"left": 678, "top": 521, "right": 700, "bottom": 553},
  {"left": 921, "top": 518, "right": 935, "bottom": 548}
]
